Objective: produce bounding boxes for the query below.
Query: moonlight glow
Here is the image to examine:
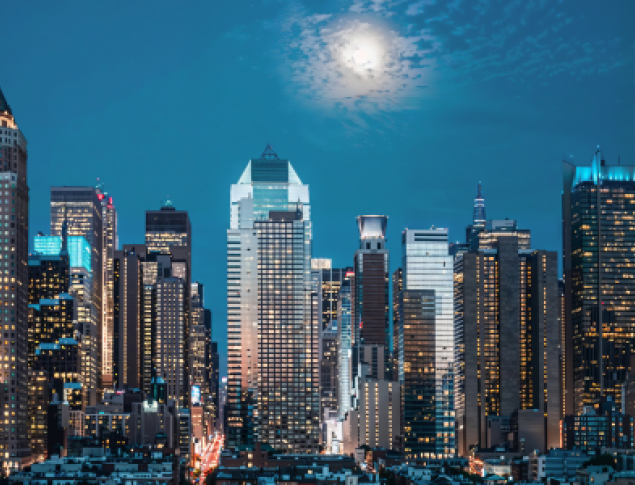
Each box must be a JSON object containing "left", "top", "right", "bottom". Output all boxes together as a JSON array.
[{"left": 345, "top": 37, "right": 382, "bottom": 71}]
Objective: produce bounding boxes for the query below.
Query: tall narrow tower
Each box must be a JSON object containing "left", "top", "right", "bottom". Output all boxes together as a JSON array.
[
  {"left": 466, "top": 182, "right": 486, "bottom": 244},
  {"left": 0, "top": 87, "right": 30, "bottom": 471},
  {"left": 227, "top": 145, "right": 317, "bottom": 452}
]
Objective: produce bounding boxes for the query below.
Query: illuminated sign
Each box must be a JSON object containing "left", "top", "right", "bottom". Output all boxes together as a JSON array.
[{"left": 191, "top": 385, "right": 201, "bottom": 405}]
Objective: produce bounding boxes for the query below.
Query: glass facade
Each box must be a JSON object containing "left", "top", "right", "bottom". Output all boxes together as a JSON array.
[
  {"left": 563, "top": 151, "right": 635, "bottom": 415},
  {"left": 337, "top": 274, "right": 352, "bottom": 420},
  {"left": 227, "top": 148, "right": 315, "bottom": 452},
  {"left": 34, "top": 235, "right": 92, "bottom": 272},
  {"left": 400, "top": 228, "right": 454, "bottom": 458}
]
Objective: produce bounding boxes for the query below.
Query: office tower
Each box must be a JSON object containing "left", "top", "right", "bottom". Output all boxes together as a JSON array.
[
  {"left": 558, "top": 279, "right": 565, "bottom": 422},
  {"left": 256, "top": 210, "right": 319, "bottom": 453},
  {"left": 0, "top": 87, "right": 29, "bottom": 471},
  {"left": 141, "top": 252, "right": 187, "bottom": 407},
  {"left": 321, "top": 321, "right": 338, "bottom": 416},
  {"left": 145, "top": 202, "right": 192, "bottom": 407},
  {"left": 391, "top": 268, "right": 402, "bottom": 382},
  {"left": 190, "top": 283, "right": 207, "bottom": 396},
  {"left": 454, "top": 229, "right": 560, "bottom": 456},
  {"left": 398, "top": 228, "right": 454, "bottom": 459},
  {"left": 311, "top": 259, "right": 352, "bottom": 330},
  {"left": 563, "top": 149, "right": 635, "bottom": 416},
  {"left": 95, "top": 185, "right": 117, "bottom": 389},
  {"left": 471, "top": 219, "right": 531, "bottom": 251},
  {"left": 343, "top": 344, "right": 400, "bottom": 453},
  {"left": 353, "top": 215, "right": 390, "bottom": 378},
  {"left": 465, "top": 183, "right": 486, "bottom": 244},
  {"left": 50, "top": 187, "right": 104, "bottom": 390},
  {"left": 27, "top": 370, "right": 48, "bottom": 463},
  {"left": 113, "top": 247, "right": 143, "bottom": 389},
  {"left": 33, "top": 233, "right": 99, "bottom": 407},
  {"left": 337, "top": 272, "right": 353, "bottom": 420},
  {"left": 209, "top": 340, "right": 220, "bottom": 433},
  {"left": 226, "top": 145, "right": 311, "bottom": 450}
]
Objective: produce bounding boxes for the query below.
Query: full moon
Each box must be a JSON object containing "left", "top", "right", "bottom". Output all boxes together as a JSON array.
[{"left": 343, "top": 37, "right": 382, "bottom": 71}]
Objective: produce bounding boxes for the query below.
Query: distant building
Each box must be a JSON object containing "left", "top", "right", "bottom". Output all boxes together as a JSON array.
[
  {"left": 564, "top": 397, "right": 634, "bottom": 452},
  {"left": 321, "top": 320, "right": 339, "bottom": 417},
  {"left": 455, "top": 222, "right": 560, "bottom": 455},
  {"left": 529, "top": 449, "right": 588, "bottom": 482}
]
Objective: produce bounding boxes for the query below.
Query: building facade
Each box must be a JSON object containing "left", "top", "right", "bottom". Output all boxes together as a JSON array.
[
  {"left": 0, "top": 88, "right": 30, "bottom": 471},
  {"left": 454, "top": 230, "right": 560, "bottom": 456},
  {"left": 398, "top": 228, "right": 454, "bottom": 459},
  {"left": 563, "top": 150, "right": 635, "bottom": 415},
  {"left": 226, "top": 145, "right": 311, "bottom": 450},
  {"left": 50, "top": 186, "right": 104, "bottom": 391}
]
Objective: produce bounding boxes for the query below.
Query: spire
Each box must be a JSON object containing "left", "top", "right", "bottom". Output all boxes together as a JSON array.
[
  {"left": 0, "top": 87, "right": 12, "bottom": 115},
  {"left": 473, "top": 181, "right": 486, "bottom": 227},
  {"left": 261, "top": 143, "right": 279, "bottom": 160}
]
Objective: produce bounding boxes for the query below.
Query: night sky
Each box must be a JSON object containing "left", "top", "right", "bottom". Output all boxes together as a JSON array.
[{"left": 3, "top": 1, "right": 634, "bottom": 375}]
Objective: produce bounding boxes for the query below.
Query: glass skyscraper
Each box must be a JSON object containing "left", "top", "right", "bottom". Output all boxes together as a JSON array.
[
  {"left": 398, "top": 228, "right": 454, "bottom": 459},
  {"left": 337, "top": 272, "right": 353, "bottom": 420},
  {"left": 563, "top": 149, "right": 635, "bottom": 416},
  {"left": 226, "top": 145, "right": 314, "bottom": 452}
]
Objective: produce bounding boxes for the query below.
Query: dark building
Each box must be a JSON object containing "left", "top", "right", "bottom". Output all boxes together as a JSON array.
[
  {"left": 0, "top": 87, "right": 30, "bottom": 471},
  {"left": 398, "top": 289, "right": 438, "bottom": 458},
  {"left": 311, "top": 259, "right": 352, "bottom": 330},
  {"left": 320, "top": 321, "right": 338, "bottom": 415},
  {"left": 563, "top": 149, "right": 635, "bottom": 416},
  {"left": 353, "top": 215, "right": 390, "bottom": 379},
  {"left": 563, "top": 396, "right": 634, "bottom": 452},
  {"left": 145, "top": 202, "right": 192, "bottom": 408},
  {"left": 454, "top": 228, "right": 560, "bottom": 456},
  {"left": 255, "top": 210, "right": 320, "bottom": 453},
  {"left": 27, "top": 370, "right": 48, "bottom": 463},
  {"left": 391, "top": 268, "right": 402, "bottom": 382},
  {"left": 50, "top": 186, "right": 103, "bottom": 389},
  {"left": 113, "top": 247, "right": 143, "bottom": 390}
]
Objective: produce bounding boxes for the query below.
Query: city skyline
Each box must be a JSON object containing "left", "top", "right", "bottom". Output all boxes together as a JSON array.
[{"left": 2, "top": 2, "right": 634, "bottom": 378}]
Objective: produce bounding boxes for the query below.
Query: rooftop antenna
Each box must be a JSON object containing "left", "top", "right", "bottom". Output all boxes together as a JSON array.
[{"left": 261, "top": 143, "right": 279, "bottom": 160}]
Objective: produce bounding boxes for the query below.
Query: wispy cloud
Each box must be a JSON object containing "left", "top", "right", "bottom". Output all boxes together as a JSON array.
[{"left": 271, "top": 0, "right": 633, "bottom": 111}]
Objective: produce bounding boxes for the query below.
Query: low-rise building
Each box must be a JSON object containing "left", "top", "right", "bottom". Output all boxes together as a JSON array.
[{"left": 530, "top": 449, "right": 589, "bottom": 481}]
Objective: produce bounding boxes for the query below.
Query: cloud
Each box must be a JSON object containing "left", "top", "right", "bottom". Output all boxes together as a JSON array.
[{"left": 274, "top": 0, "right": 633, "bottom": 111}]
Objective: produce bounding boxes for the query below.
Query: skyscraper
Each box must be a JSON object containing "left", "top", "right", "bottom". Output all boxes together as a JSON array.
[
  {"left": 50, "top": 187, "right": 104, "bottom": 389},
  {"left": 337, "top": 272, "right": 353, "bottom": 420},
  {"left": 0, "top": 88, "right": 30, "bottom": 471},
  {"left": 398, "top": 228, "right": 454, "bottom": 459},
  {"left": 353, "top": 216, "right": 390, "bottom": 379},
  {"left": 226, "top": 145, "right": 313, "bottom": 451},
  {"left": 454, "top": 228, "right": 560, "bottom": 455},
  {"left": 145, "top": 202, "right": 192, "bottom": 407},
  {"left": 256, "top": 209, "right": 319, "bottom": 453},
  {"left": 113, "top": 247, "right": 143, "bottom": 390},
  {"left": 563, "top": 149, "right": 635, "bottom": 416},
  {"left": 311, "top": 258, "right": 352, "bottom": 330},
  {"left": 95, "top": 185, "right": 117, "bottom": 389}
]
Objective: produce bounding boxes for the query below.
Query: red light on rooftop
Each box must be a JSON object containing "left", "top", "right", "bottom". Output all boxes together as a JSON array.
[{"left": 97, "top": 194, "right": 105, "bottom": 201}]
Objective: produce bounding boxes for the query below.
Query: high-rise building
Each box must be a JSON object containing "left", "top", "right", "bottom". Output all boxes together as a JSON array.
[
  {"left": 398, "top": 228, "right": 454, "bottom": 459},
  {"left": 311, "top": 259, "right": 352, "bottom": 330},
  {"left": 113, "top": 247, "right": 143, "bottom": 390},
  {"left": 337, "top": 272, "right": 353, "bottom": 420},
  {"left": 33, "top": 233, "right": 99, "bottom": 407},
  {"left": 50, "top": 187, "right": 104, "bottom": 390},
  {"left": 145, "top": 202, "right": 192, "bottom": 408},
  {"left": 563, "top": 149, "right": 635, "bottom": 416},
  {"left": 256, "top": 209, "right": 319, "bottom": 453},
  {"left": 0, "top": 87, "right": 30, "bottom": 471},
  {"left": 95, "top": 185, "right": 117, "bottom": 389},
  {"left": 454, "top": 229, "right": 560, "bottom": 455},
  {"left": 391, "top": 268, "right": 402, "bottom": 382},
  {"left": 320, "top": 321, "right": 338, "bottom": 417},
  {"left": 226, "top": 145, "right": 311, "bottom": 450},
  {"left": 353, "top": 216, "right": 390, "bottom": 379}
]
